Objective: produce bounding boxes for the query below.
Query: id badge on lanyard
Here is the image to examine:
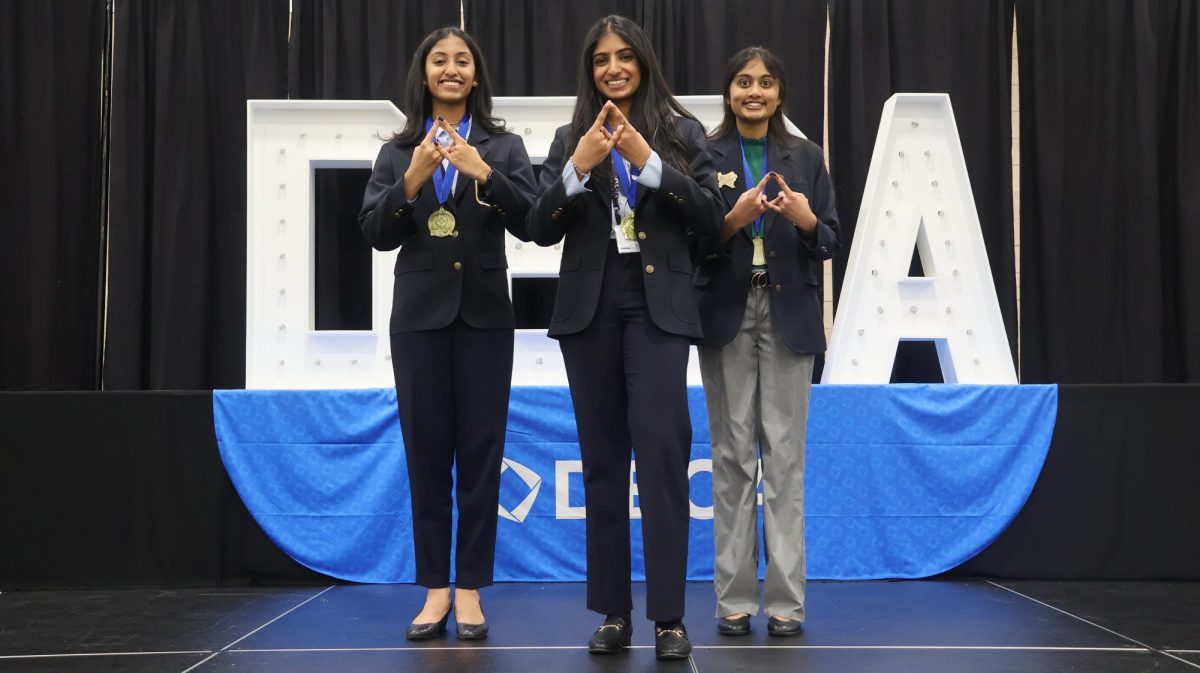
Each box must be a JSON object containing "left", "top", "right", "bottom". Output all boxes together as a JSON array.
[{"left": 611, "top": 154, "right": 640, "bottom": 254}]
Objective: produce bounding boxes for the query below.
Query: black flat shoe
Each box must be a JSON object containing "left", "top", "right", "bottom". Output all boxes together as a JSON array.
[
  {"left": 717, "top": 613, "right": 751, "bottom": 636},
  {"left": 655, "top": 622, "right": 692, "bottom": 660},
  {"left": 588, "top": 616, "right": 632, "bottom": 654},
  {"left": 766, "top": 616, "right": 803, "bottom": 637},
  {"left": 406, "top": 607, "right": 451, "bottom": 640}
]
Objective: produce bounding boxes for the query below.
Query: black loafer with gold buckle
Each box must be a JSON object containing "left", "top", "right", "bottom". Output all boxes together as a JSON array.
[
  {"left": 588, "top": 615, "right": 632, "bottom": 654},
  {"left": 655, "top": 621, "right": 692, "bottom": 660}
]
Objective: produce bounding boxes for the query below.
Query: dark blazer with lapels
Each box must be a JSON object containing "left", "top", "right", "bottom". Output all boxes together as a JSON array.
[
  {"left": 528, "top": 118, "right": 725, "bottom": 340},
  {"left": 359, "top": 124, "right": 536, "bottom": 334},
  {"left": 695, "top": 132, "right": 840, "bottom": 353}
]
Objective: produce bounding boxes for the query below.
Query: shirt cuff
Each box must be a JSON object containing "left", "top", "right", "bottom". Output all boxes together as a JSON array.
[
  {"left": 633, "top": 151, "right": 663, "bottom": 190},
  {"left": 562, "top": 159, "right": 590, "bottom": 197}
]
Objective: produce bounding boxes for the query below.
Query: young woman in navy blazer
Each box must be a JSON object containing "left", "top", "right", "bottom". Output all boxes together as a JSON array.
[
  {"left": 359, "top": 27, "right": 536, "bottom": 641},
  {"left": 695, "top": 46, "right": 840, "bottom": 638},
  {"left": 527, "top": 15, "right": 724, "bottom": 660}
]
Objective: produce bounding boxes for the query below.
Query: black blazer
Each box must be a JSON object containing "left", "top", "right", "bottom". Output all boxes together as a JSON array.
[
  {"left": 359, "top": 125, "right": 536, "bottom": 334},
  {"left": 695, "top": 133, "right": 840, "bottom": 353},
  {"left": 528, "top": 118, "right": 724, "bottom": 339}
]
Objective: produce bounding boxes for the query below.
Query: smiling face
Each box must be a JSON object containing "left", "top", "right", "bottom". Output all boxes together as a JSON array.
[
  {"left": 591, "top": 31, "right": 641, "bottom": 103},
  {"left": 727, "top": 58, "right": 781, "bottom": 128},
  {"left": 425, "top": 35, "right": 476, "bottom": 106}
]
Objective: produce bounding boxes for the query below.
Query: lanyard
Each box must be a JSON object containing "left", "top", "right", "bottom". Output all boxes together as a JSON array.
[
  {"left": 606, "top": 125, "right": 638, "bottom": 211},
  {"left": 739, "top": 136, "right": 768, "bottom": 237}
]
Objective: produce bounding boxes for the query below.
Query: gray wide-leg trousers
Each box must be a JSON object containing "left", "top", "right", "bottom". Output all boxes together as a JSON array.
[{"left": 699, "top": 287, "right": 813, "bottom": 622}]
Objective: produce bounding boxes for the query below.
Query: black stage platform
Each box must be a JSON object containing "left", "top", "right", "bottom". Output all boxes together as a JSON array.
[
  {"left": 2, "top": 385, "right": 1198, "bottom": 588},
  {"left": 2, "top": 581, "right": 1199, "bottom": 672}
]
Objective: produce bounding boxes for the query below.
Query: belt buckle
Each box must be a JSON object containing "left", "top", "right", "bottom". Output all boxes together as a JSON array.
[{"left": 751, "top": 270, "right": 769, "bottom": 289}]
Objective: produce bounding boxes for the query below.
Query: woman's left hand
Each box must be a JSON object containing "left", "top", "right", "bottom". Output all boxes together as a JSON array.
[
  {"left": 435, "top": 119, "right": 493, "bottom": 182},
  {"left": 605, "top": 104, "right": 653, "bottom": 170},
  {"left": 767, "top": 172, "right": 818, "bottom": 233}
]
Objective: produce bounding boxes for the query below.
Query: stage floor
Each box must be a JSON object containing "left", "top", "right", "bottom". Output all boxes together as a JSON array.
[{"left": 1, "top": 580, "right": 1197, "bottom": 672}]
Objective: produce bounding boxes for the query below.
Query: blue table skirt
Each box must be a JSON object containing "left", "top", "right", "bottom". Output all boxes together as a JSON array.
[{"left": 213, "top": 385, "right": 1057, "bottom": 583}]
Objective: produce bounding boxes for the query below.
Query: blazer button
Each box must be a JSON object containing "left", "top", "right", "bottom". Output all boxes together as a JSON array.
[
  {"left": 774, "top": 283, "right": 782, "bottom": 291},
  {"left": 769, "top": 250, "right": 776, "bottom": 258},
  {"left": 453, "top": 261, "right": 463, "bottom": 271},
  {"left": 637, "top": 231, "right": 646, "bottom": 240},
  {"left": 551, "top": 211, "right": 562, "bottom": 220},
  {"left": 645, "top": 264, "right": 655, "bottom": 274},
  {"left": 497, "top": 208, "right": 506, "bottom": 215},
  {"left": 451, "top": 230, "right": 459, "bottom": 238},
  {"left": 393, "top": 210, "right": 403, "bottom": 219}
]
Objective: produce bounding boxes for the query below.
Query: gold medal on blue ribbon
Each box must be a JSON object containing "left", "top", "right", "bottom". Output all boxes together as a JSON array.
[
  {"left": 428, "top": 206, "right": 456, "bottom": 237},
  {"left": 425, "top": 114, "right": 469, "bottom": 238}
]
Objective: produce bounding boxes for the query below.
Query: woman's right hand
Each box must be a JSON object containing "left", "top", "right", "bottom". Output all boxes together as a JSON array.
[
  {"left": 570, "top": 101, "right": 624, "bottom": 175},
  {"left": 722, "top": 172, "right": 773, "bottom": 239},
  {"left": 403, "top": 123, "right": 444, "bottom": 200}
]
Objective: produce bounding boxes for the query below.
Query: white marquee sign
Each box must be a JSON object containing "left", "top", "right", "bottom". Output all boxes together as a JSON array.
[
  {"left": 822, "top": 94, "right": 1016, "bottom": 384},
  {"left": 246, "top": 97, "right": 746, "bottom": 389}
]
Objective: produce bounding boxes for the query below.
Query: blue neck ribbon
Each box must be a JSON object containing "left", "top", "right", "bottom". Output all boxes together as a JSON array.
[{"left": 424, "top": 114, "right": 471, "bottom": 205}]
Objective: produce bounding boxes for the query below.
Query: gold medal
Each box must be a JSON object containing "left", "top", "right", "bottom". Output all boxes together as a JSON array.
[
  {"left": 620, "top": 211, "right": 636, "bottom": 241},
  {"left": 428, "top": 206, "right": 456, "bottom": 237}
]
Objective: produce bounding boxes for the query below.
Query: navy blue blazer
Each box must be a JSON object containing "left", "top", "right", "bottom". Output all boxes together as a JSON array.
[
  {"left": 694, "top": 132, "right": 840, "bottom": 353},
  {"left": 528, "top": 118, "right": 724, "bottom": 339},
  {"left": 359, "top": 125, "right": 536, "bottom": 334}
]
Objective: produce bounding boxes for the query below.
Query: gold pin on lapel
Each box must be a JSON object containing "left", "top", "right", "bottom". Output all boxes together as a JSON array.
[{"left": 717, "top": 171, "right": 737, "bottom": 189}]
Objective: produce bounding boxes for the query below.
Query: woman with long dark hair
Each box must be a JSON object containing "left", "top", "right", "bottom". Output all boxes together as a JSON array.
[
  {"left": 696, "top": 46, "right": 839, "bottom": 637},
  {"left": 528, "top": 14, "right": 724, "bottom": 660},
  {"left": 359, "top": 26, "right": 536, "bottom": 641}
]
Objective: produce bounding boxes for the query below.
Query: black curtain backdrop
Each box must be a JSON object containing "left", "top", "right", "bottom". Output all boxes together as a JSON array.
[
  {"left": 464, "top": 0, "right": 641, "bottom": 96},
  {"left": 6, "top": 1, "right": 1200, "bottom": 389},
  {"left": 287, "top": 0, "right": 462, "bottom": 105},
  {"left": 1016, "top": 0, "right": 1200, "bottom": 384},
  {"left": 828, "top": 0, "right": 1018, "bottom": 382},
  {"left": 0, "top": 0, "right": 106, "bottom": 391},
  {"left": 104, "top": 0, "right": 289, "bottom": 390},
  {"left": 642, "top": 0, "right": 826, "bottom": 140}
]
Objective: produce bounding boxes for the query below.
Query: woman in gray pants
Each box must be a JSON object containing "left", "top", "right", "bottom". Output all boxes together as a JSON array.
[{"left": 695, "top": 46, "right": 840, "bottom": 637}]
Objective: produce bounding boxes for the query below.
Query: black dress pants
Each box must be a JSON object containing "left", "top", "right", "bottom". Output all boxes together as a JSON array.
[
  {"left": 558, "top": 244, "right": 693, "bottom": 622},
  {"left": 390, "top": 317, "right": 514, "bottom": 589}
]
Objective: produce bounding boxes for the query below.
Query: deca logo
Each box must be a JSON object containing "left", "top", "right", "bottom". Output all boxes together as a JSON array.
[
  {"left": 499, "top": 458, "right": 733, "bottom": 523},
  {"left": 497, "top": 458, "right": 542, "bottom": 523}
]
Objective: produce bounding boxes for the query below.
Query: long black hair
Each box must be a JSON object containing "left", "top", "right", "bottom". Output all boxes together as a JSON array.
[
  {"left": 391, "top": 27, "right": 505, "bottom": 146},
  {"left": 710, "top": 46, "right": 799, "bottom": 148},
  {"left": 566, "top": 15, "right": 698, "bottom": 187}
]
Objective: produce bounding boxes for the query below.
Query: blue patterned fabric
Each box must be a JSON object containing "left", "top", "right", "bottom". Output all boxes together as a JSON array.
[{"left": 213, "top": 384, "right": 1056, "bottom": 583}]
